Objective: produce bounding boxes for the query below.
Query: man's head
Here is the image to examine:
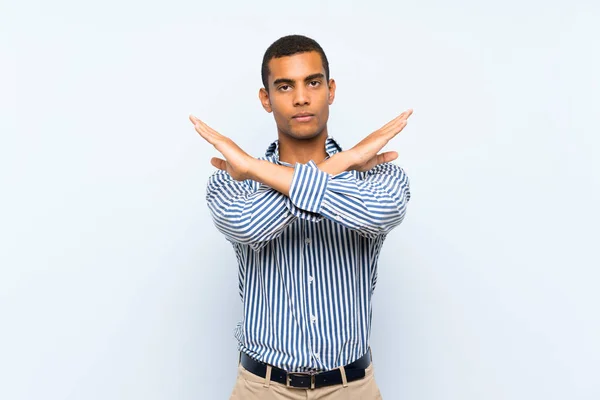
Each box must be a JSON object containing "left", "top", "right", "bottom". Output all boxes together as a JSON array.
[{"left": 259, "top": 35, "right": 336, "bottom": 141}]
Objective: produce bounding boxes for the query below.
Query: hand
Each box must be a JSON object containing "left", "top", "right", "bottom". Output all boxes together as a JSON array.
[
  {"left": 189, "top": 114, "right": 255, "bottom": 181},
  {"left": 346, "top": 109, "right": 413, "bottom": 172}
]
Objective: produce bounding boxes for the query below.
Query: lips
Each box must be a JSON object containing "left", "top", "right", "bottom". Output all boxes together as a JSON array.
[{"left": 293, "top": 113, "right": 314, "bottom": 122}]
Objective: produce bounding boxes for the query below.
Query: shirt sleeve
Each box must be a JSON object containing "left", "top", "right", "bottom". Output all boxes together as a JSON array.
[
  {"left": 205, "top": 169, "right": 322, "bottom": 252},
  {"left": 288, "top": 160, "right": 411, "bottom": 238}
]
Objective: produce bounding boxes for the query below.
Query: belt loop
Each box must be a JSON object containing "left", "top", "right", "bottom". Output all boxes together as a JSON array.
[
  {"left": 339, "top": 365, "right": 348, "bottom": 388},
  {"left": 238, "top": 351, "right": 241, "bottom": 366},
  {"left": 263, "top": 365, "right": 272, "bottom": 388}
]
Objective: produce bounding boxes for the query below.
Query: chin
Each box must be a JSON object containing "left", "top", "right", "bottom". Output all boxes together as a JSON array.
[
  {"left": 289, "top": 131, "right": 321, "bottom": 140},
  {"left": 289, "top": 125, "right": 325, "bottom": 139}
]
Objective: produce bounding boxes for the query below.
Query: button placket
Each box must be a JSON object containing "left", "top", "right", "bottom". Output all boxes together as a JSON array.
[{"left": 302, "top": 220, "right": 318, "bottom": 366}]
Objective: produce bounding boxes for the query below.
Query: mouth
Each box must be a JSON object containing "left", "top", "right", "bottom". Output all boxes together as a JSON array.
[{"left": 292, "top": 113, "right": 315, "bottom": 122}]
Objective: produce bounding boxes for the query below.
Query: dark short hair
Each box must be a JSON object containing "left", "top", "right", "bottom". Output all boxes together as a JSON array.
[{"left": 261, "top": 34, "right": 330, "bottom": 91}]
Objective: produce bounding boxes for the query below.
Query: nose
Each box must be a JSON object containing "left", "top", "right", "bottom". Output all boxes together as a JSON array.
[{"left": 293, "top": 86, "right": 310, "bottom": 106}]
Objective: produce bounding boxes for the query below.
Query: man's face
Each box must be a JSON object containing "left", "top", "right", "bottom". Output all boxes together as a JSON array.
[{"left": 260, "top": 51, "right": 336, "bottom": 140}]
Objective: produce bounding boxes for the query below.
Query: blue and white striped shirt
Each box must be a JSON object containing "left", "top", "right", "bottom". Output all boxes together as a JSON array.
[{"left": 206, "top": 136, "right": 411, "bottom": 372}]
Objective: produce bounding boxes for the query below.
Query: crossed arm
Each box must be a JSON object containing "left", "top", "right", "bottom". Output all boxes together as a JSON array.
[{"left": 193, "top": 110, "right": 413, "bottom": 250}]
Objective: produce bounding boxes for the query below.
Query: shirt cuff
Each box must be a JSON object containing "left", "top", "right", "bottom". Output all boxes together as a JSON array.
[
  {"left": 285, "top": 197, "right": 324, "bottom": 222},
  {"left": 289, "top": 162, "right": 329, "bottom": 214}
]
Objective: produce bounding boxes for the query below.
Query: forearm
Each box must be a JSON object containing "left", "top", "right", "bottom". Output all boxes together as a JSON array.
[
  {"left": 247, "top": 152, "right": 353, "bottom": 196},
  {"left": 206, "top": 170, "right": 300, "bottom": 251},
  {"left": 247, "top": 159, "right": 295, "bottom": 196},
  {"left": 317, "top": 152, "right": 354, "bottom": 175},
  {"left": 318, "top": 163, "right": 411, "bottom": 237},
  {"left": 243, "top": 153, "right": 409, "bottom": 238}
]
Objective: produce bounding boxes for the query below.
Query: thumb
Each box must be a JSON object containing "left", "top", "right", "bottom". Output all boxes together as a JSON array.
[
  {"left": 377, "top": 151, "right": 398, "bottom": 165},
  {"left": 211, "top": 157, "right": 227, "bottom": 170}
]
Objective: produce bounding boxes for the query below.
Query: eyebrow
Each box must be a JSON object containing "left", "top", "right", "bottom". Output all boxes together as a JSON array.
[{"left": 272, "top": 73, "right": 325, "bottom": 87}]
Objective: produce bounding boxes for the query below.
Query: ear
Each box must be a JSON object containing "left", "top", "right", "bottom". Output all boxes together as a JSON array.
[
  {"left": 327, "top": 79, "right": 336, "bottom": 105},
  {"left": 259, "top": 88, "right": 272, "bottom": 113}
]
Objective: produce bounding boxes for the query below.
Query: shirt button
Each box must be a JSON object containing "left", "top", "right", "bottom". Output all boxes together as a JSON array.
[
  {"left": 311, "top": 315, "right": 317, "bottom": 323},
  {"left": 314, "top": 353, "right": 320, "bottom": 359},
  {"left": 305, "top": 238, "right": 311, "bottom": 244},
  {"left": 308, "top": 275, "right": 314, "bottom": 283},
  {"left": 335, "top": 215, "right": 343, "bottom": 221}
]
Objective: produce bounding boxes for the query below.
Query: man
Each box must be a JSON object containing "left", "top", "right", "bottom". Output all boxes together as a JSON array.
[{"left": 189, "top": 34, "right": 412, "bottom": 399}]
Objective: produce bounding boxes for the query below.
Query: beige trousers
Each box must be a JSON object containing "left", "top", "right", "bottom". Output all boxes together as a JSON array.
[{"left": 229, "top": 360, "right": 383, "bottom": 399}]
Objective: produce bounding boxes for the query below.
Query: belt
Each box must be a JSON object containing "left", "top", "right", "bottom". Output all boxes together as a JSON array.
[{"left": 239, "top": 350, "right": 372, "bottom": 390}]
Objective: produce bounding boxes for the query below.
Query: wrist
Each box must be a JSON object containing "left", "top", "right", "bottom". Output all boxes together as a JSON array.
[
  {"left": 246, "top": 158, "right": 263, "bottom": 181},
  {"left": 341, "top": 150, "right": 357, "bottom": 171},
  {"left": 318, "top": 151, "right": 355, "bottom": 174}
]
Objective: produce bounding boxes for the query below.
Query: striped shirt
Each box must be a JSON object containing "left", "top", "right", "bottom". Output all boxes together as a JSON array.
[{"left": 205, "top": 136, "right": 411, "bottom": 372}]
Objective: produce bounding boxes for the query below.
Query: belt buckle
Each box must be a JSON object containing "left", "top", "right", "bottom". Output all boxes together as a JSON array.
[{"left": 286, "top": 371, "right": 316, "bottom": 389}]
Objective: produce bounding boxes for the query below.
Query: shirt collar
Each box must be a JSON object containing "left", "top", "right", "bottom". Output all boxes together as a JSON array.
[{"left": 264, "top": 135, "right": 343, "bottom": 165}]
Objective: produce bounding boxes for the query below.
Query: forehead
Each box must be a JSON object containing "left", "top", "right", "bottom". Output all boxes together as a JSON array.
[{"left": 268, "top": 51, "right": 324, "bottom": 81}]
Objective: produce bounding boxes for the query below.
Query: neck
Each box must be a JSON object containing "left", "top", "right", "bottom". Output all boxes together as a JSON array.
[{"left": 277, "top": 128, "right": 329, "bottom": 165}]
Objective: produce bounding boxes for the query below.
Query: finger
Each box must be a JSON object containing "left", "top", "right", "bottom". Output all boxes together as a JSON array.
[
  {"left": 190, "top": 114, "right": 230, "bottom": 143},
  {"left": 194, "top": 124, "right": 213, "bottom": 142},
  {"left": 210, "top": 157, "right": 227, "bottom": 170},
  {"left": 203, "top": 121, "right": 225, "bottom": 138},
  {"left": 380, "top": 113, "right": 404, "bottom": 131},
  {"left": 385, "top": 108, "right": 413, "bottom": 135},
  {"left": 190, "top": 114, "right": 207, "bottom": 134},
  {"left": 403, "top": 109, "right": 413, "bottom": 120},
  {"left": 379, "top": 109, "right": 411, "bottom": 136},
  {"left": 190, "top": 114, "right": 212, "bottom": 133},
  {"left": 377, "top": 151, "right": 398, "bottom": 164},
  {"left": 385, "top": 109, "right": 412, "bottom": 127},
  {"left": 192, "top": 118, "right": 220, "bottom": 143},
  {"left": 398, "top": 108, "right": 413, "bottom": 120},
  {"left": 380, "top": 119, "right": 408, "bottom": 139},
  {"left": 196, "top": 120, "right": 228, "bottom": 144}
]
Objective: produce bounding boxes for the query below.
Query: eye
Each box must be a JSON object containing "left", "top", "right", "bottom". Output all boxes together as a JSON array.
[
  {"left": 309, "top": 81, "right": 320, "bottom": 87},
  {"left": 278, "top": 85, "right": 291, "bottom": 91}
]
